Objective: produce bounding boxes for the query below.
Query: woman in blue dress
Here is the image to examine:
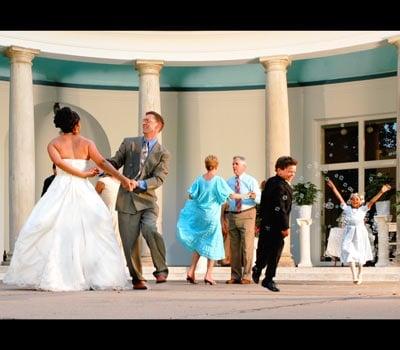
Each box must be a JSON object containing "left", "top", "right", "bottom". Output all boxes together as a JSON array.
[
  {"left": 177, "top": 155, "right": 249, "bottom": 285},
  {"left": 326, "top": 179, "right": 391, "bottom": 284}
]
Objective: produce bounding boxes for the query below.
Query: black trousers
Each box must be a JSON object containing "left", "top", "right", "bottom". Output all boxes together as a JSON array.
[{"left": 254, "top": 229, "right": 284, "bottom": 282}]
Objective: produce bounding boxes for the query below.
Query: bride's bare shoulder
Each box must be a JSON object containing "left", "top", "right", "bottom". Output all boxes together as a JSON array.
[
  {"left": 80, "top": 136, "right": 96, "bottom": 148},
  {"left": 79, "top": 135, "right": 93, "bottom": 144}
]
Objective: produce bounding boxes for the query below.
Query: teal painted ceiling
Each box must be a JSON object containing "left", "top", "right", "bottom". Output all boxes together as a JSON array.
[{"left": 0, "top": 45, "right": 397, "bottom": 90}]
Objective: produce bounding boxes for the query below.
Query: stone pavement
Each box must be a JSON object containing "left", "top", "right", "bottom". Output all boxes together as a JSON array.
[
  {"left": 2, "top": 265, "right": 400, "bottom": 282},
  {"left": 1, "top": 280, "right": 400, "bottom": 319}
]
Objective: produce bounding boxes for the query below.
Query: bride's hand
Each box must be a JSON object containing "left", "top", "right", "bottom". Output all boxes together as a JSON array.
[
  {"left": 121, "top": 177, "right": 134, "bottom": 192},
  {"left": 83, "top": 167, "right": 99, "bottom": 178}
]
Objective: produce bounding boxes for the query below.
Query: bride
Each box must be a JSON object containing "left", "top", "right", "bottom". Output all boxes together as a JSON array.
[{"left": 3, "top": 105, "right": 133, "bottom": 291}]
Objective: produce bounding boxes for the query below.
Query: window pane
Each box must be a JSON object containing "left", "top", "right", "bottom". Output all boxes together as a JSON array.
[
  {"left": 365, "top": 119, "right": 396, "bottom": 161},
  {"left": 323, "top": 122, "right": 358, "bottom": 164},
  {"left": 364, "top": 168, "right": 396, "bottom": 264},
  {"left": 365, "top": 167, "right": 396, "bottom": 215},
  {"left": 322, "top": 169, "right": 358, "bottom": 261}
]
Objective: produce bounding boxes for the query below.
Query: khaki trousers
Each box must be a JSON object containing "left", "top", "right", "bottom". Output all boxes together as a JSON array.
[{"left": 227, "top": 208, "right": 256, "bottom": 281}]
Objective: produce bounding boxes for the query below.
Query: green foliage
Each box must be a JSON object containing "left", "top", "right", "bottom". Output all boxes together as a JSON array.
[
  {"left": 396, "top": 191, "right": 400, "bottom": 217},
  {"left": 365, "top": 173, "right": 394, "bottom": 201},
  {"left": 293, "top": 181, "right": 320, "bottom": 206}
]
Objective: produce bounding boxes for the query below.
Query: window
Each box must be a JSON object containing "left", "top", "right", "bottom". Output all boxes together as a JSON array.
[
  {"left": 319, "top": 115, "right": 397, "bottom": 263},
  {"left": 323, "top": 122, "right": 358, "bottom": 164},
  {"left": 365, "top": 119, "right": 396, "bottom": 161}
]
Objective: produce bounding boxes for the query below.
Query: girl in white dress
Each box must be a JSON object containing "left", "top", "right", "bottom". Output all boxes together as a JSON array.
[
  {"left": 95, "top": 172, "right": 142, "bottom": 278},
  {"left": 326, "top": 179, "right": 391, "bottom": 284},
  {"left": 3, "top": 106, "right": 134, "bottom": 291}
]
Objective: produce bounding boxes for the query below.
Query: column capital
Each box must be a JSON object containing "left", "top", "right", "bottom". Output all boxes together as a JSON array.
[
  {"left": 135, "top": 60, "right": 164, "bottom": 75},
  {"left": 387, "top": 36, "right": 400, "bottom": 48},
  {"left": 5, "top": 46, "right": 40, "bottom": 64},
  {"left": 259, "top": 55, "right": 291, "bottom": 72}
]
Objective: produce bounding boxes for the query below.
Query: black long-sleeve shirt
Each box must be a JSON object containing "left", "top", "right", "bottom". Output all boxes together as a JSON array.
[{"left": 260, "top": 175, "right": 293, "bottom": 232}]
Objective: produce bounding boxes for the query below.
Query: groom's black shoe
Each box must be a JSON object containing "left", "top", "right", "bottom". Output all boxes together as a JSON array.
[
  {"left": 261, "top": 279, "right": 280, "bottom": 292},
  {"left": 252, "top": 266, "right": 261, "bottom": 284}
]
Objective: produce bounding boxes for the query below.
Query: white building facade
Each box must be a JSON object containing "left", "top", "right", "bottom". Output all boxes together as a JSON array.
[{"left": 0, "top": 31, "right": 399, "bottom": 266}]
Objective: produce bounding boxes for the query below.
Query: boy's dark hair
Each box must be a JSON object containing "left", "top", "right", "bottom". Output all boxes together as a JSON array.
[
  {"left": 275, "top": 156, "right": 298, "bottom": 170},
  {"left": 146, "top": 111, "right": 165, "bottom": 131},
  {"left": 52, "top": 163, "right": 56, "bottom": 171}
]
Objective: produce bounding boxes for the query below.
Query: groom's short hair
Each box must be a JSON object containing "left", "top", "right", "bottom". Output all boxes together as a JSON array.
[{"left": 146, "top": 111, "right": 165, "bottom": 131}]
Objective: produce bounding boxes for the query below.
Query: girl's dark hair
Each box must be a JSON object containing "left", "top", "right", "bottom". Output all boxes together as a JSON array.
[{"left": 53, "top": 104, "right": 80, "bottom": 133}]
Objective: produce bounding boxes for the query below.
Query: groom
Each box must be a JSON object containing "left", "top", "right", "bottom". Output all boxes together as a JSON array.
[{"left": 108, "top": 111, "right": 171, "bottom": 290}]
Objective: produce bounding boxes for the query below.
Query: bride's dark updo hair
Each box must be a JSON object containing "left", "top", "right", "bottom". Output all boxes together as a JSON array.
[{"left": 53, "top": 104, "right": 80, "bottom": 133}]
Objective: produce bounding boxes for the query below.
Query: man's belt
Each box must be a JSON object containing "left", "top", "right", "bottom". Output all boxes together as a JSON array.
[{"left": 226, "top": 207, "right": 256, "bottom": 214}]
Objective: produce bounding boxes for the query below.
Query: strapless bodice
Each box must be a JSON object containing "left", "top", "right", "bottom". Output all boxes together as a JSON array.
[{"left": 57, "top": 159, "right": 90, "bottom": 175}]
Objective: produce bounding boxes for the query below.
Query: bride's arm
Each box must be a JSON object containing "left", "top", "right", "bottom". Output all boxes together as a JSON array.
[
  {"left": 87, "top": 140, "right": 133, "bottom": 191},
  {"left": 47, "top": 142, "right": 96, "bottom": 178}
]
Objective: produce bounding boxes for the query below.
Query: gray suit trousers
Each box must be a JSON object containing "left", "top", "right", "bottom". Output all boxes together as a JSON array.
[{"left": 118, "top": 208, "right": 168, "bottom": 282}]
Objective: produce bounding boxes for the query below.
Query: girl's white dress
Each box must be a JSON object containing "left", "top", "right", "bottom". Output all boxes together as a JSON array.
[
  {"left": 3, "top": 159, "right": 129, "bottom": 291},
  {"left": 340, "top": 203, "right": 373, "bottom": 264},
  {"left": 98, "top": 175, "right": 130, "bottom": 277},
  {"left": 98, "top": 176, "right": 123, "bottom": 247}
]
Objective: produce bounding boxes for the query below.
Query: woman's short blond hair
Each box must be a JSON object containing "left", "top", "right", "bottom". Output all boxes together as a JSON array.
[{"left": 205, "top": 155, "right": 219, "bottom": 171}]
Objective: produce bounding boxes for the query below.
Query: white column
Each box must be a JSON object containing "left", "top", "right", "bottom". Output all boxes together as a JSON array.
[
  {"left": 259, "top": 56, "right": 291, "bottom": 178},
  {"left": 296, "top": 218, "right": 313, "bottom": 267},
  {"left": 135, "top": 60, "right": 164, "bottom": 133},
  {"left": 5, "top": 46, "right": 39, "bottom": 262},
  {"left": 259, "top": 55, "right": 294, "bottom": 267},
  {"left": 387, "top": 36, "right": 400, "bottom": 264},
  {"left": 374, "top": 215, "right": 391, "bottom": 267},
  {"left": 135, "top": 60, "right": 164, "bottom": 257}
]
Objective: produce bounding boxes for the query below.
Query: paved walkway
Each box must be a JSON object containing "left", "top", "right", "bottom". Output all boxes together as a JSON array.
[
  {"left": 1, "top": 280, "right": 399, "bottom": 319},
  {"left": 2, "top": 265, "right": 400, "bottom": 282}
]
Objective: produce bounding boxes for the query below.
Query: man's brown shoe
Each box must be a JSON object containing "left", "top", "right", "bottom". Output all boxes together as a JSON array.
[
  {"left": 225, "top": 278, "right": 241, "bottom": 284},
  {"left": 240, "top": 279, "right": 251, "bottom": 284},
  {"left": 133, "top": 280, "right": 148, "bottom": 290},
  {"left": 155, "top": 274, "right": 167, "bottom": 283}
]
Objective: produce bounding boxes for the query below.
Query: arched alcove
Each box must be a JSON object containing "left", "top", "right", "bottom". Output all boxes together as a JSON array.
[{"left": 34, "top": 102, "right": 111, "bottom": 200}]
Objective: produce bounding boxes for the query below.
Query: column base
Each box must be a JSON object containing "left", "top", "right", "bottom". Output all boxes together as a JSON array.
[{"left": 297, "top": 262, "right": 313, "bottom": 267}]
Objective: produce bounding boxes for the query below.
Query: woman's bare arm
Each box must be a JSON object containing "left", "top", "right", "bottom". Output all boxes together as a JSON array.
[
  {"left": 87, "top": 140, "right": 133, "bottom": 191},
  {"left": 229, "top": 192, "right": 248, "bottom": 200}
]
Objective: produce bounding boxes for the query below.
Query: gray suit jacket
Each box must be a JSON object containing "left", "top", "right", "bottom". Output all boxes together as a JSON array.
[{"left": 109, "top": 136, "right": 171, "bottom": 214}]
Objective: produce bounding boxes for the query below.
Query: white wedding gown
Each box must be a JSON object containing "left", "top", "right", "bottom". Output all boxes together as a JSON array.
[{"left": 3, "top": 159, "right": 129, "bottom": 291}]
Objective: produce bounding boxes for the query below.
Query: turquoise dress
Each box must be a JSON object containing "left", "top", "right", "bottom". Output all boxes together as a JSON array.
[{"left": 177, "top": 175, "right": 233, "bottom": 260}]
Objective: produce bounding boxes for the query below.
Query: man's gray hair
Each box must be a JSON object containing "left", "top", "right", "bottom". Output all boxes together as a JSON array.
[{"left": 233, "top": 156, "right": 246, "bottom": 164}]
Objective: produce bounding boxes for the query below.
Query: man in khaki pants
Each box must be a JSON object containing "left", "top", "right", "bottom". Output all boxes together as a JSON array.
[{"left": 225, "top": 156, "right": 261, "bottom": 284}]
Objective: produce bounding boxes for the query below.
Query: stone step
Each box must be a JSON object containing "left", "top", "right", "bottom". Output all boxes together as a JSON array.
[{"left": 1, "top": 265, "right": 399, "bottom": 282}]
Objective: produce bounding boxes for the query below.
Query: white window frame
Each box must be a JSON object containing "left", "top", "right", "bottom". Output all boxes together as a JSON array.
[{"left": 314, "top": 112, "right": 396, "bottom": 265}]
